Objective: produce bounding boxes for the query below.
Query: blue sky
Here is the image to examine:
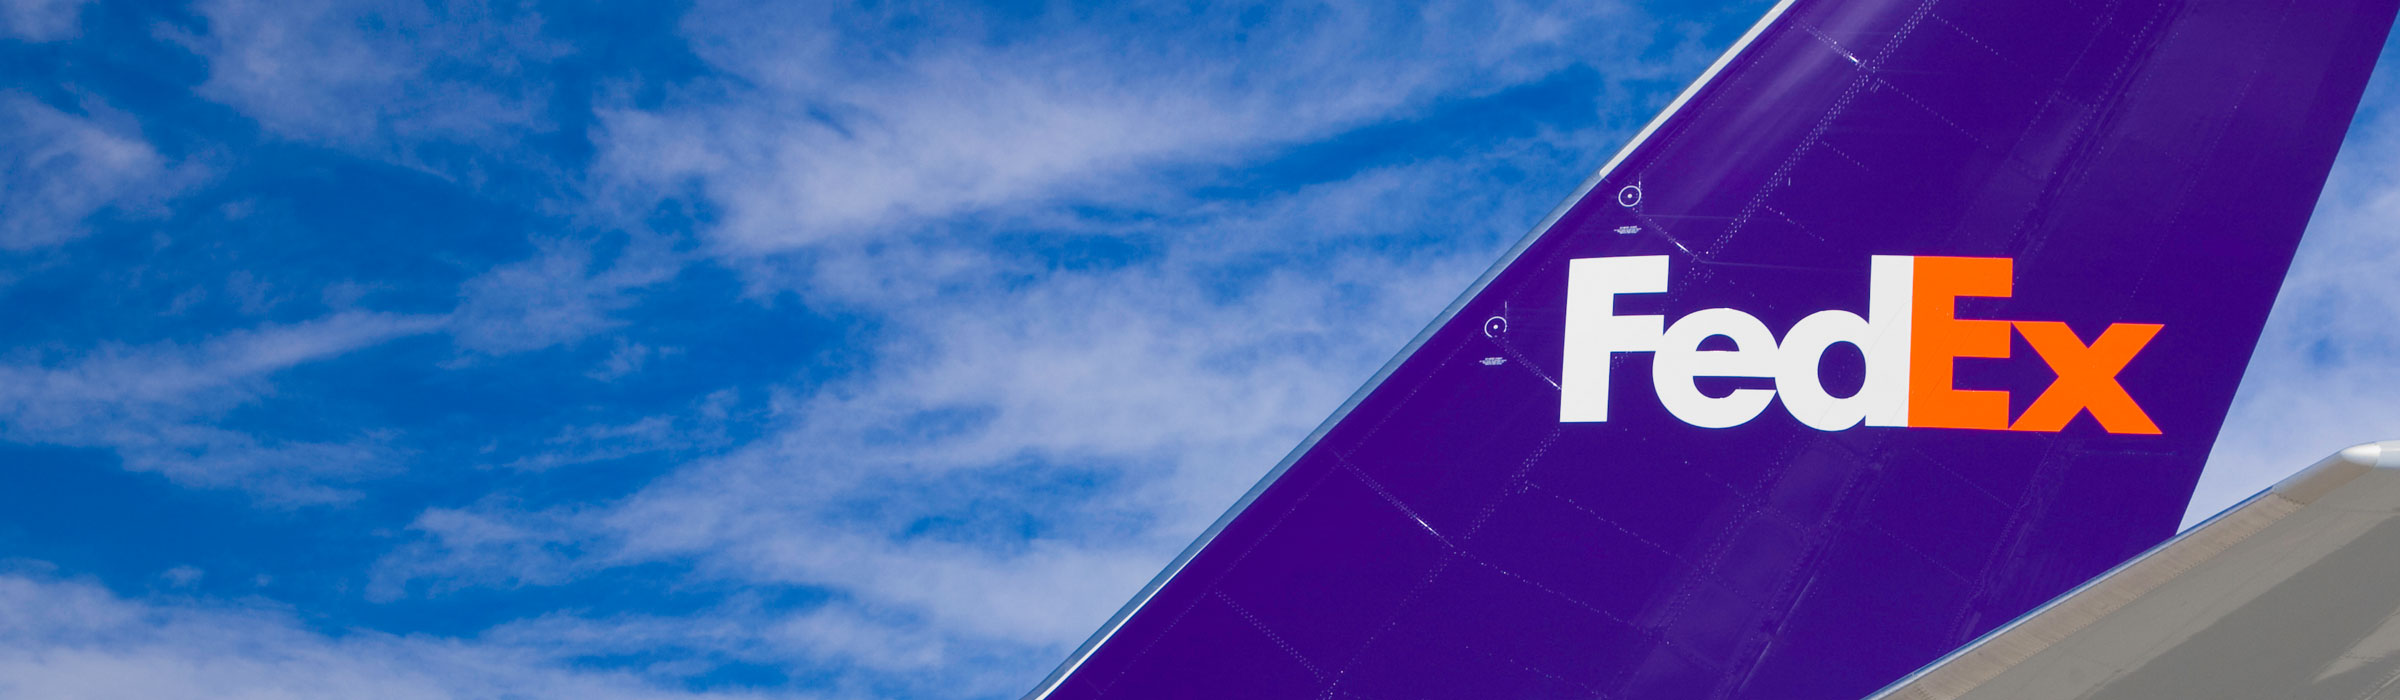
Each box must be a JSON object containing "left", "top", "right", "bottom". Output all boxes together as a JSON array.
[{"left": 0, "top": 0, "right": 2392, "bottom": 697}]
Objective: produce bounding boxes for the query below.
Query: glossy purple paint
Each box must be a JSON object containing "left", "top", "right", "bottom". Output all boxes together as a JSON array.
[{"left": 1033, "top": 0, "right": 2399, "bottom": 698}]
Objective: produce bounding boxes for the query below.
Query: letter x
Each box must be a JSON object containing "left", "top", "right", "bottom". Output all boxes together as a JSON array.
[{"left": 2009, "top": 322, "right": 2163, "bottom": 435}]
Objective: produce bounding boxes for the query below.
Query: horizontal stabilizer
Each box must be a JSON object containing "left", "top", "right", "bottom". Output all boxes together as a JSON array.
[{"left": 1867, "top": 442, "right": 2400, "bottom": 700}]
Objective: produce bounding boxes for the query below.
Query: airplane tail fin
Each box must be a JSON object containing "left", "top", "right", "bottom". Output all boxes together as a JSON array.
[{"left": 1032, "top": 0, "right": 2400, "bottom": 697}]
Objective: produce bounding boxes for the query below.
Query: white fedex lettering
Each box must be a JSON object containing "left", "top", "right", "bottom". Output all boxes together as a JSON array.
[{"left": 1559, "top": 255, "right": 1914, "bottom": 430}]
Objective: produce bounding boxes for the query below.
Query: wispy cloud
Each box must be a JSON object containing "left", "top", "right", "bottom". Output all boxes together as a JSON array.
[
  {"left": 371, "top": 505, "right": 590, "bottom": 600},
  {"left": 493, "top": 389, "right": 744, "bottom": 472},
  {"left": 183, "top": 0, "right": 560, "bottom": 165},
  {"left": 0, "top": 95, "right": 198, "bottom": 250},
  {"left": 0, "top": 0, "right": 90, "bottom": 41},
  {"left": 449, "top": 239, "right": 682, "bottom": 356},
  {"left": 0, "top": 312, "right": 441, "bottom": 501}
]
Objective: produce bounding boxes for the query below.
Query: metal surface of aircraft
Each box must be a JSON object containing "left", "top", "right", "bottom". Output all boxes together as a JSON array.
[{"left": 1025, "top": 0, "right": 2400, "bottom": 697}]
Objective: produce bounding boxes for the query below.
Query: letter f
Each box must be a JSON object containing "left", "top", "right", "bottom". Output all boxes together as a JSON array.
[{"left": 1561, "top": 256, "right": 1669, "bottom": 422}]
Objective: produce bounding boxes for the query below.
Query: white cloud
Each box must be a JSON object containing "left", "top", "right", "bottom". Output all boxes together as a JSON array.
[
  {"left": 0, "top": 572, "right": 777, "bottom": 700},
  {"left": 766, "top": 606, "right": 951, "bottom": 674},
  {"left": 370, "top": 505, "right": 588, "bottom": 601},
  {"left": 0, "top": 312, "right": 442, "bottom": 502},
  {"left": 448, "top": 239, "right": 680, "bottom": 356},
  {"left": 589, "top": 339, "right": 673, "bottom": 381},
  {"left": 185, "top": 0, "right": 560, "bottom": 163},
  {"left": 0, "top": 95, "right": 197, "bottom": 250},
  {"left": 0, "top": 0, "right": 90, "bottom": 41},
  {"left": 499, "top": 389, "right": 742, "bottom": 472},
  {"left": 158, "top": 566, "right": 204, "bottom": 589}
]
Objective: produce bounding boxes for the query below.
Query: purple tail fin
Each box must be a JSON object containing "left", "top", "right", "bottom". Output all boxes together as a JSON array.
[{"left": 1030, "top": 0, "right": 2400, "bottom": 698}]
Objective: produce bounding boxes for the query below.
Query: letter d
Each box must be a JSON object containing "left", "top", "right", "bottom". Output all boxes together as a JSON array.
[{"left": 1772, "top": 256, "right": 1914, "bottom": 431}]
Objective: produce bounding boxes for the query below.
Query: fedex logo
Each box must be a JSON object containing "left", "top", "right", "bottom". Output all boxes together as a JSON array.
[{"left": 1559, "top": 255, "right": 2162, "bottom": 434}]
